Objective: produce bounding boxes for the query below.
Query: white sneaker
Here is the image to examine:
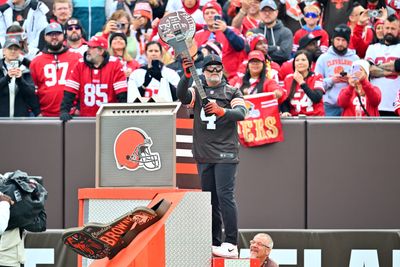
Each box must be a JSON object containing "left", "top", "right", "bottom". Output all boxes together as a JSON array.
[{"left": 212, "top": 242, "right": 238, "bottom": 258}]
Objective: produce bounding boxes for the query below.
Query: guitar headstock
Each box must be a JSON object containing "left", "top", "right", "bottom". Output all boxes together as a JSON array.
[{"left": 158, "top": 11, "right": 196, "bottom": 55}]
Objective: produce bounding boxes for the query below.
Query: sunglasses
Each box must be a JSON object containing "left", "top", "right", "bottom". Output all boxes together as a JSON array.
[
  {"left": 67, "top": 25, "right": 81, "bottom": 31},
  {"left": 304, "top": 12, "right": 319, "bottom": 18},
  {"left": 205, "top": 65, "right": 223, "bottom": 73}
]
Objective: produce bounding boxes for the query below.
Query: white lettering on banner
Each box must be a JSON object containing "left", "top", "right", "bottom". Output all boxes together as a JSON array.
[
  {"left": 239, "top": 249, "right": 400, "bottom": 266},
  {"left": 349, "top": 250, "right": 379, "bottom": 267},
  {"left": 25, "top": 248, "right": 54, "bottom": 267},
  {"left": 304, "top": 249, "right": 322, "bottom": 267}
]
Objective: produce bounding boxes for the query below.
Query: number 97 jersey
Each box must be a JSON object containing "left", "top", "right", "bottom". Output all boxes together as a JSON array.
[
  {"left": 30, "top": 49, "right": 82, "bottom": 116},
  {"left": 65, "top": 56, "right": 128, "bottom": 116}
]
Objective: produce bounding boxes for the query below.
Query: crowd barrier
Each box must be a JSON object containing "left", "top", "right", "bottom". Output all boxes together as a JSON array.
[
  {"left": 24, "top": 229, "right": 400, "bottom": 267},
  {"left": 0, "top": 117, "right": 399, "bottom": 229}
]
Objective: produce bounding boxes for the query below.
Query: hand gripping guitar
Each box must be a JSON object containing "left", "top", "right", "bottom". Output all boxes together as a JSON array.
[
  {"left": 158, "top": 11, "right": 210, "bottom": 109},
  {"left": 62, "top": 199, "right": 171, "bottom": 259}
]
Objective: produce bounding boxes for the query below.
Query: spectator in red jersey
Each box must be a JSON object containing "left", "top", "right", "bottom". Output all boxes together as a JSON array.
[
  {"left": 348, "top": 3, "right": 375, "bottom": 58},
  {"left": 64, "top": 18, "right": 88, "bottom": 55},
  {"left": 59, "top": 36, "right": 128, "bottom": 120},
  {"left": 365, "top": 15, "right": 400, "bottom": 116},
  {"left": 281, "top": 50, "right": 325, "bottom": 117},
  {"left": 280, "top": 34, "right": 323, "bottom": 82},
  {"left": 230, "top": 33, "right": 280, "bottom": 85},
  {"left": 194, "top": 1, "right": 247, "bottom": 80},
  {"left": 30, "top": 22, "right": 81, "bottom": 117},
  {"left": 0, "top": 37, "right": 40, "bottom": 117},
  {"left": 337, "top": 59, "right": 381, "bottom": 117},
  {"left": 372, "top": 19, "right": 385, "bottom": 43},
  {"left": 231, "top": 0, "right": 261, "bottom": 35},
  {"left": 230, "top": 50, "right": 285, "bottom": 102},
  {"left": 108, "top": 32, "right": 140, "bottom": 79},
  {"left": 292, "top": 4, "right": 329, "bottom": 53}
]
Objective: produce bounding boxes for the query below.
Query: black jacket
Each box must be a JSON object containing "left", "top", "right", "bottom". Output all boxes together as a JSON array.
[{"left": 0, "top": 59, "right": 40, "bottom": 117}]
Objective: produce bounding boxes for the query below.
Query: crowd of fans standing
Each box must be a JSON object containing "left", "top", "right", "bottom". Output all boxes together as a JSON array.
[{"left": 0, "top": 0, "right": 399, "bottom": 118}]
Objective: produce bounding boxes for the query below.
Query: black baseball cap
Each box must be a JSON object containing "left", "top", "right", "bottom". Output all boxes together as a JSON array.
[
  {"left": 299, "top": 34, "right": 322, "bottom": 50},
  {"left": 202, "top": 54, "right": 222, "bottom": 70}
]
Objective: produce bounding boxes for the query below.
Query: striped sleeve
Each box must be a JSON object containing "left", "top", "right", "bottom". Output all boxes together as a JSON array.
[
  {"left": 65, "top": 62, "right": 81, "bottom": 93},
  {"left": 114, "top": 80, "right": 128, "bottom": 91},
  {"left": 65, "top": 79, "right": 80, "bottom": 91},
  {"left": 113, "top": 63, "right": 128, "bottom": 94},
  {"left": 231, "top": 97, "right": 246, "bottom": 108}
]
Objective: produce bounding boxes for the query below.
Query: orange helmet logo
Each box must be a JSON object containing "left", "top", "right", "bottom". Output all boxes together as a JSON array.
[{"left": 114, "top": 127, "right": 161, "bottom": 171}]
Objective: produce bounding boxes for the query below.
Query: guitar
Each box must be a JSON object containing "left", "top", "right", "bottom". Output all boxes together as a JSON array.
[{"left": 158, "top": 11, "right": 210, "bottom": 108}]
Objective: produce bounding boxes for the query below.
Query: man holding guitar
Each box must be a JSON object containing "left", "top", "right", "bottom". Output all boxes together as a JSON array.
[{"left": 177, "top": 54, "right": 247, "bottom": 258}]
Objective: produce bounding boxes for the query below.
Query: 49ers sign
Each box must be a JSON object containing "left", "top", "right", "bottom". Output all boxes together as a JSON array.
[{"left": 238, "top": 93, "right": 284, "bottom": 147}]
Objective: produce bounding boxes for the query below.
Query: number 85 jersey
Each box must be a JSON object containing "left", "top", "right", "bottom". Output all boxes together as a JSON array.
[
  {"left": 65, "top": 56, "right": 127, "bottom": 116},
  {"left": 30, "top": 48, "right": 82, "bottom": 116}
]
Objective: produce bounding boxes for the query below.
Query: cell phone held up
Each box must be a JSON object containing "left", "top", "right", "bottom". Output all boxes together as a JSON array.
[
  {"left": 10, "top": 60, "right": 19, "bottom": 69},
  {"left": 351, "top": 65, "right": 361, "bottom": 81},
  {"left": 368, "top": 9, "right": 382, "bottom": 18},
  {"left": 214, "top": 15, "right": 222, "bottom": 29}
]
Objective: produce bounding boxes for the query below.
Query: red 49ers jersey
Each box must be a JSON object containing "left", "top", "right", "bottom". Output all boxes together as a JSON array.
[
  {"left": 283, "top": 73, "right": 325, "bottom": 116},
  {"left": 30, "top": 50, "right": 82, "bottom": 116},
  {"left": 65, "top": 56, "right": 127, "bottom": 116}
]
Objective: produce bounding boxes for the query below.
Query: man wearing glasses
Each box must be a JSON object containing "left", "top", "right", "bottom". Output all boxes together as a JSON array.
[
  {"left": 250, "top": 233, "right": 278, "bottom": 267},
  {"left": 65, "top": 18, "right": 88, "bottom": 55},
  {"left": 178, "top": 55, "right": 247, "bottom": 258}
]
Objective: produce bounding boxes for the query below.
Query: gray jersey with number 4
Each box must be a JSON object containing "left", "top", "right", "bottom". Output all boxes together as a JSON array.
[{"left": 187, "top": 80, "right": 244, "bottom": 163}]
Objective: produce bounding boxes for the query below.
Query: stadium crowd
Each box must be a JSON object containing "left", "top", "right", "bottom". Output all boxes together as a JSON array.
[{"left": 0, "top": 0, "right": 399, "bottom": 118}]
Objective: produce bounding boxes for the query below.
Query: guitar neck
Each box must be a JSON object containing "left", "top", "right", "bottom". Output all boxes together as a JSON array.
[{"left": 183, "top": 52, "right": 207, "bottom": 100}]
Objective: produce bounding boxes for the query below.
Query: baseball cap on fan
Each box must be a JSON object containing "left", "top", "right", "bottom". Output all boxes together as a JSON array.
[
  {"left": 45, "top": 22, "right": 63, "bottom": 35},
  {"left": 260, "top": 0, "right": 277, "bottom": 11},
  {"left": 248, "top": 50, "right": 265, "bottom": 62},
  {"left": 87, "top": 36, "right": 108, "bottom": 49},
  {"left": 4, "top": 37, "right": 21, "bottom": 49},
  {"left": 299, "top": 34, "right": 321, "bottom": 50}
]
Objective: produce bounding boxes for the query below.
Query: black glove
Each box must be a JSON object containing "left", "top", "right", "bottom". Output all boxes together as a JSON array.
[
  {"left": 60, "top": 112, "right": 72, "bottom": 122},
  {"left": 149, "top": 69, "right": 162, "bottom": 81},
  {"left": 149, "top": 60, "right": 163, "bottom": 81},
  {"left": 143, "top": 71, "right": 152, "bottom": 87}
]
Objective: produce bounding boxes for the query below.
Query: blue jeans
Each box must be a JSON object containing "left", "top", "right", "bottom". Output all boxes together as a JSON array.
[
  {"left": 324, "top": 103, "right": 343, "bottom": 117},
  {"left": 197, "top": 163, "right": 238, "bottom": 246}
]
